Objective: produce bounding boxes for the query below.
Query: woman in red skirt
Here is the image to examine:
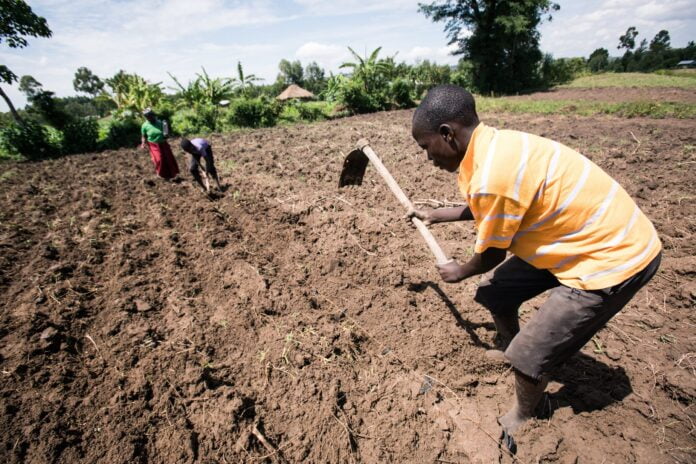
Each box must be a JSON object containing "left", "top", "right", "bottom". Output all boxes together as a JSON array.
[{"left": 139, "top": 108, "right": 179, "bottom": 179}]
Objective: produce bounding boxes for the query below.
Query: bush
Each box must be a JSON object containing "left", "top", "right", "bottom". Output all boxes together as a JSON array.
[
  {"left": 101, "top": 116, "right": 141, "bottom": 150},
  {"left": 62, "top": 118, "right": 99, "bottom": 154},
  {"left": 296, "top": 102, "right": 326, "bottom": 121},
  {"left": 225, "top": 97, "right": 282, "bottom": 128},
  {"left": 540, "top": 55, "right": 588, "bottom": 87},
  {"left": 171, "top": 109, "right": 213, "bottom": 136},
  {"left": 337, "top": 78, "right": 388, "bottom": 114},
  {"left": 389, "top": 78, "right": 415, "bottom": 109},
  {"left": 0, "top": 120, "right": 60, "bottom": 160}
]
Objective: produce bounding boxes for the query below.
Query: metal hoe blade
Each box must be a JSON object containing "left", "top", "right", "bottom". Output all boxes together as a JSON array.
[{"left": 339, "top": 149, "right": 369, "bottom": 187}]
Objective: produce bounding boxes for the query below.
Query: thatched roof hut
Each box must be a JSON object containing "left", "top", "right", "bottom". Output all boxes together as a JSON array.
[{"left": 276, "top": 84, "right": 315, "bottom": 100}]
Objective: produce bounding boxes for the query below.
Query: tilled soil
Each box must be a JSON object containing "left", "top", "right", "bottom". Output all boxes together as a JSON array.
[{"left": 0, "top": 105, "right": 694, "bottom": 463}]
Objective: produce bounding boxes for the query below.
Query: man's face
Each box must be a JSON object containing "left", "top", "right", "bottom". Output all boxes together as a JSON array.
[{"left": 412, "top": 125, "right": 462, "bottom": 172}]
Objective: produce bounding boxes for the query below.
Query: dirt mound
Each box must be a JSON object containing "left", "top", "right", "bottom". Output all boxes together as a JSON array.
[{"left": 0, "top": 109, "right": 694, "bottom": 463}]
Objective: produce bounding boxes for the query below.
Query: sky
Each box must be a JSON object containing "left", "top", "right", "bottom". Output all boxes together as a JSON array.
[{"left": 1, "top": 0, "right": 695, "bottom": 110}]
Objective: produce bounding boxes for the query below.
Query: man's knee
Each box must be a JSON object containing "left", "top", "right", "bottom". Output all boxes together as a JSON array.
[
  {"left": 474, "top": 279, "right": 497, "bottom": 310},
  {"left": 474, "top": 279, "right": 518, "bottom": 316}
]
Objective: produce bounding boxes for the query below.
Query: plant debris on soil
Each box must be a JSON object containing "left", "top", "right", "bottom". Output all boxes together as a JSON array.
[{"left": 0, "top": 90, "right": 695, "bottom": 463}]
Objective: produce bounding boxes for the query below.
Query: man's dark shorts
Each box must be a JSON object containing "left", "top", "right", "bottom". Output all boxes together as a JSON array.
[{"left": 474, "top": 253, "right": 661, "bottom": 380}]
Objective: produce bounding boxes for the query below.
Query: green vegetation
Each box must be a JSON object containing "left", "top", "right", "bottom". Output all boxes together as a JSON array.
[
  {"left": 563, "top": 72, "right": 696, "bottom": 88},
  {"left": 477, "top": 97, "right": 696, "bottom": 119},
  {"left": 420, "top": 0, "right": 560, "bottom": 94},
  {"left": 1, "top": 1, "right": 695, "bottom": 161}
]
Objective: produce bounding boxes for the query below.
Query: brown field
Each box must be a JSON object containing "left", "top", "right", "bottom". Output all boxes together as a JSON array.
[{"left": 1, "top": 90, "right": 695, "bottom": 463}]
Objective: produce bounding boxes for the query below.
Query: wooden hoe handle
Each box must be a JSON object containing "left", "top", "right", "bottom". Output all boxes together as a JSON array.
[{"left": 356, "top": 139, "right": 452, "bottom": 265}]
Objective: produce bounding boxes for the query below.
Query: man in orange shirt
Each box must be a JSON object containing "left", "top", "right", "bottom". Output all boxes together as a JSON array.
[{"left": 409, "top": 85, "right": 661, "bottom": 443}]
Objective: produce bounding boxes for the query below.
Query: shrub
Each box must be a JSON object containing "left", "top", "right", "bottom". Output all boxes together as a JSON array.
[
  {"left": 171, "top": 109, "right": 213, "bottom": 136},
  {"left": 62, "top": 118, "right": 99, "bottom": 154},
  {"left": 337, "top": 78, "right": 388, "bottom": 114},
  {"left": 101, "top": 116, "right": 141, "bottom": 150},
  {"left": 0, "top": 120, "right": 60, "bottom": 160},
  {"left": 296, "top": 102, "right": 326, "bottom": 121},
  {"left": 540, "top": 55, "right": 588, "bottom": 87},
  {"left": 390, "top": 78, "right": 415, "bottom": 109},
  {"left": 226, "top": 97, "right": 282, "bottom": 128}
]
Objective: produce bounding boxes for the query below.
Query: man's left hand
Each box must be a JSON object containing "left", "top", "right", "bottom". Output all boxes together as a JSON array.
[{"left": 436, "top": 260, "right": 466, "bottom": 283}]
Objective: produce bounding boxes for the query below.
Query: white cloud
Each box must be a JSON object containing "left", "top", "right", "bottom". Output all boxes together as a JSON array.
[
  {"left": 293, "top": 0, "right": 416, "bottom": 16},
  {"left": 540, "top": 0, "right": 696, "bottom": 57},
  {"left": 401, "top": 43, "right": 459, "bottom": 64},
  {"left": 295, "top": 42, "right": 350, "bottom": 68}
]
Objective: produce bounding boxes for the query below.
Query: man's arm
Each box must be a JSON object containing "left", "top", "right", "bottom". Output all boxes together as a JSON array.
[
  {"left": 408, "top": 205, "right": 474, "bottom": 225},
  {"left": 436, "top": 247, "right": 507, "bottom": 283}
]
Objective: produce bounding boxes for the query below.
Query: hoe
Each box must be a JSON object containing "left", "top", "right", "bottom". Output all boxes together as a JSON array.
[{"left": 339, "top": 138, "right": 452, "bottom": 265}]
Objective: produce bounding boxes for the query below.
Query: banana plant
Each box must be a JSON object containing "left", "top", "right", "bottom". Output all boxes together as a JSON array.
[
  {"left": 231, "top": 61, "right": 262, "bottom": 96},
  {"left": 106, "top": 71, "right": 163, "bottom": 112},
  {"left": 339, "top": 46, "right": 392, "bottom": 93}
]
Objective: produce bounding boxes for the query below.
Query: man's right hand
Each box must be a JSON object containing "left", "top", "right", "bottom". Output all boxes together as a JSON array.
[{"left": 406, "top": 207, "right": 436, "bottom": 226}]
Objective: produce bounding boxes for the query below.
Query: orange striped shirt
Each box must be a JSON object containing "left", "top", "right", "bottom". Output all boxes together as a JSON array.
[{"left": 457, "top": 123, "right": 661, "bottom": 290}]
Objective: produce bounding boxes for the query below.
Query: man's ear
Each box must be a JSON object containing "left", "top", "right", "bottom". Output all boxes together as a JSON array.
[{"left": 439, "top": 123, "right": 455, "bottom": 143}]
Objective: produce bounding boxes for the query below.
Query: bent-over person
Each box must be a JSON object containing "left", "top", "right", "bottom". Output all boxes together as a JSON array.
[{"left": 180, "top": 137, "right": 222, "bottom": 193}]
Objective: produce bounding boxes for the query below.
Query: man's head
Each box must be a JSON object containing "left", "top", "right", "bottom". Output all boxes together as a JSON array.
[
  {"left": 412, "top": 84, "right": 479, "bottom": 172},
  {"left": 180, "top": 138, "right": 194, "bottom": 154},
  {"left": 142, "top": 107, "right": 156, "bottom": 123}
]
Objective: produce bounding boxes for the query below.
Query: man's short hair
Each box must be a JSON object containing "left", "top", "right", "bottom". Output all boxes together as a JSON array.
[
  {"left": 180, "top": 138, "right": 192, "bottom": 150},
  {"left": 413, "top": 84, "right": 478, "bottom": 133}
]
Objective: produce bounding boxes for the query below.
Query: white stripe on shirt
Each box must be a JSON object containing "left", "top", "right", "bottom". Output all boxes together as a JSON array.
[
  {"left": 513, "top": 133, "right": 529, "bottom": 201},
  {"left": 518, "top": 156, "right": 591, "bottom": 236},
  {"left": 580, "top": 232, "right": 657, "bottom": 282},
  {"left": 528, "top": 181, "right": 619, "bottom": 260},
  {"left": 535, "top": 142, "right": 560, "bottom": 201},
  {"left": 479, "top": 130, "right": 498, "bottom": 193}
]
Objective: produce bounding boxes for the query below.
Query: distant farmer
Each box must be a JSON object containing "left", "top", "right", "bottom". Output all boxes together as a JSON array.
[
  {"left": 180, "top": 137, "right": 222, "bottom": 193},
  {"left": 408, "top": 85, "right": 661, "bottom": 441},
  {"left": 140, "top": 108, "right": 179, "bottom": 180}
]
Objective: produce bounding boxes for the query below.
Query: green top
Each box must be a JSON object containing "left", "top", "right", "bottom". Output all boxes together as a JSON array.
[{"left": 141, "top": 119, "right": 165, "bottom": 143}]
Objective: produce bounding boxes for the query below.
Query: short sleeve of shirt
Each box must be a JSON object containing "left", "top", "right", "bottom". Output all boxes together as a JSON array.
[{"left": 470, "top": 194, "right": 526, "bottom": 253}]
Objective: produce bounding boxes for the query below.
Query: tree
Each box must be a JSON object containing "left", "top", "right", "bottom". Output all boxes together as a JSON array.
[
  {"left": 587, "top": 48, "right": 609, "bottom": 72},
  {"left": 649, "top": 30, "right": 670, "bottom": 53},
  {"left": 18, "top": 74, "right": 68, "bottom": 129},
  {"left": 0, "top": 0, "right": 52, "bottom": 124},
  {"left": 618, "top": 26, "right": 638, "bottom": 51},
  {"left": 73, "top": 67, "right": 104, "bottom": 96},
  {"left": 419, "top": 0, "right": 559, "bottom": 94},
  {"left": 277, "top": 59, "right": 304, "bottom": 86},
  {"left": 18, "top": 74, "right": 42, "bottom": 97},
  {"left": 303, "top": 61, "right": 326, "bottom": 94}
]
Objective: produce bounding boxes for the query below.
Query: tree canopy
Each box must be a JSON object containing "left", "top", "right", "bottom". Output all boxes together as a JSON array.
[
  {"left": 419, "top": 0, "right": 559, "bottom": 94},
  {"left": 0, "top": 0, "right": 52, "bottom": 84},
  {"left": 73, "top": 67, "right": 104, "bottom": 96}
]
